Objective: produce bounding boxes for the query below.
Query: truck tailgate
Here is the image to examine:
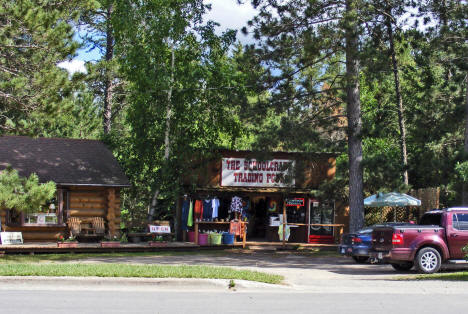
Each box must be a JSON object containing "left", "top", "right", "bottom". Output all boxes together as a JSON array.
[{"left": 372, "top": 227, "right": 394, "bottom": 251}]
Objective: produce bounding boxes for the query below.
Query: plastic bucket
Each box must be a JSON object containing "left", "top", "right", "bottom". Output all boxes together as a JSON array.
[
  {"left": 198, "top": 233, "right": 209, "bottom": 246},
  {"left": 209, "top": 233, "right": 222, "bottom": 245},
  {"left": 187, "top": 231, "right": 195, "bottom": 243},
  {"left": 222, "top": 233, "right": 235, "bottom": 245}
]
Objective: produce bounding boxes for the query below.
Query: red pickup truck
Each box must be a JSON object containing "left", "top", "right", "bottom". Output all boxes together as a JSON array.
[{"left": 372, "top": 208, "right": 468, "bottom": 273}]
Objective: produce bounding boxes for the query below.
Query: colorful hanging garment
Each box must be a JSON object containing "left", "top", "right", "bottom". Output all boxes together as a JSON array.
[
  {"left": 194, "top": 200, "right": 203, "bottom": 221},
  {"left": 229, "top": 221, "right": 242, "bottom": 236},
  {"left": 230, "top": 196, "right": 243, "bottom": 213},
  {"left": 187, "top": 200, "right": 193, "bottom": 227}
]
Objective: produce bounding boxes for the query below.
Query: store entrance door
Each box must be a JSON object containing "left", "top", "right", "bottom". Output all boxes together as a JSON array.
[
  {"left": 248, "top": 196, "right": 268, "bottom": 239},
  {"left": 308, "top": 200, "right": 335, "bottom": 243}
]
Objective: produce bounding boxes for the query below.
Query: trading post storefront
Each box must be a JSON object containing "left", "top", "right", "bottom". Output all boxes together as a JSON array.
[{"left": 179, "top": 150, "right": 348, "bottom": 245}]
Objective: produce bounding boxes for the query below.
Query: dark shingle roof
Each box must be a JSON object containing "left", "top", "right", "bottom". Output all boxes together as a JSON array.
[{"left": 0, "top": 136, "right": 130, "bottom": 187}]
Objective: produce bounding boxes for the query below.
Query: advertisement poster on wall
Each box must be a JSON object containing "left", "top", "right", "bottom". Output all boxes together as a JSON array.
[{"left": 308, "top": 200, "right": 334, "bottom": 236}]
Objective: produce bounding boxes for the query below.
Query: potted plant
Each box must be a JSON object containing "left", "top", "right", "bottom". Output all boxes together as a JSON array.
[
  {"left": 57, "top": 235, "right": 78, "bottom": 248},
  {"left": 100, "top": 235, "right": 121, "bottom": 248},
  {"left": 148, "top": 234, "right": 167, "bottom": 247}
]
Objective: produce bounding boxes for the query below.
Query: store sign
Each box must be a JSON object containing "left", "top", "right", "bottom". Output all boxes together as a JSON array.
[
  {"left": 149, "top": 225, "right": 171, "bottom": 233},
  {"left": 286, "top": 198, "right": 305, "bottom": 207},
  {"left": 0, "top": 232, "right": 23, "bottom": 245},
  {"left": 221, "top": 158, "right": 295, "bottom": 187}
]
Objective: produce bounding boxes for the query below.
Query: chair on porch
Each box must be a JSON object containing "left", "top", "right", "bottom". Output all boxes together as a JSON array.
[
  {"left": 91, "top": 217, "right": 105, "bottom": 235},
  {"left": 67, "top": 217, "right": 82, "bottom": 237}
]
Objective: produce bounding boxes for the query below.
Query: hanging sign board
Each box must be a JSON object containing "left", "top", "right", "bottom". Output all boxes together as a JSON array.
[
  {"left": 286, "top": 198, "right": 305, "bottom": 207},
  {"left": 1, "top": 232, "right": 23, "bottom": 245},
  {"left": 221, "top": 158, "right": 295, "bottom": 187},
  {"left": 149, "top": 225, "right": 171, "bottom": 234}
]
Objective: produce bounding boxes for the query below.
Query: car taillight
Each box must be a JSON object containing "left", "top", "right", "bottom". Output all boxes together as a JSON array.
[
  {"left": 392, "top": 233, "right": 403, "bottom": 245},
  {"left": 352, "top": 237, "right": 362, "bottom": 244}
]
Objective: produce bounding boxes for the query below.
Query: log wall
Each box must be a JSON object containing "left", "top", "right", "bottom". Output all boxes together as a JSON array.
[{"left": 0, "top": 186, "right": 122, "bottom": 242}]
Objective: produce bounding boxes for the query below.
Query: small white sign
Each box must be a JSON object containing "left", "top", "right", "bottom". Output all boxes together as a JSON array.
[
  {"left": 1, "top": 232, "right": 23, "bottom": 245},
  {"left": 37, "top": 214, "right": 46, "bottom": 224},
  {"left": 149, "top": 225, "right": 171, "bottom": 233}
]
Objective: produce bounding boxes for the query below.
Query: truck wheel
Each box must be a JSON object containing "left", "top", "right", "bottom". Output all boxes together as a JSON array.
[
  {"left": 391, "top": 262, "right": 413, "bottom": 271},
  {"left": 415, "top": 247, "right": 441, "bottom": 274}
]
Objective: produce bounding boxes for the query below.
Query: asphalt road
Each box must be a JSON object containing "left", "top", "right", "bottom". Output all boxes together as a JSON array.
[
  {"left": 3, "top": 252, "right": 468, "bottom": 313},
  {"left": 1, "top": 282, "right": 468, "bottom": 314}
]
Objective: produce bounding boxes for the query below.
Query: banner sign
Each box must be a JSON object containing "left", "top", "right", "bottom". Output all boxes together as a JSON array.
[
  {"left": 0, "top": 232, "right": 23, "bottom": 245},
  {"left": 221, "top": 158, "right": 295, "bottom": 187},
  {"left": 286, "top": 198, "right": 305, "bottom": 207},
  {"left": 149, "top": 225, "right": 171, "bottom": 233}
]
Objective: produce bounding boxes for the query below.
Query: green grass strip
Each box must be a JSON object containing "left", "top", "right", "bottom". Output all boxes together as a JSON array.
[
  {"left": 0, "top": 251, "right": 230, "bottom": 263},
  {"left": 407, "top": 272, "right": 468, "bottom": 281},
  {"left": 0, "top": 263, "right": 283, "bottom": 284}
]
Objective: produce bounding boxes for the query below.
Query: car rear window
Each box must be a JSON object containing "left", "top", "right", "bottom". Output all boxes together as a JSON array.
[{"left": 419, "top": 213, "right": 442, "bottom": 226}]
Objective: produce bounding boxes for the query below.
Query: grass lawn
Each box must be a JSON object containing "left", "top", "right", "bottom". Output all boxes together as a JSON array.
[
  {"left": 407, "top": 272, "right": 468, "bottom": 281},
  {"left": 0, "top": 263, "right": 283, "bottom": 284}
]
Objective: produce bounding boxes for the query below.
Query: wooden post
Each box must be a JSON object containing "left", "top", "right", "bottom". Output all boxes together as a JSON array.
[
  {"left": 282, "top": 200, "right": 286, "bottom": 247},
  {"left": 194, "top": 221, "right": 199, "bottom": 245},
  {"left": 107, "top": 188, "right": 116, "bottom": 237},
  {"left": 242, "top": 222, "right": 246, "bottom": 248},
  {"left": 175, "top": 196, "right": 182, "bottom": 241}
]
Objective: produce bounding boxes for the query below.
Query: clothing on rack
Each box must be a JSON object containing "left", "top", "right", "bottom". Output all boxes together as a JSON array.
[
  {"left": 181, "top": 199, "right": 190, "bottom": 231},
  {"left": 187, "top": 200, "right": 193, "bottom": 227},
  {"left": 230, "top": 196, "right": 243, "bottom": 213},
  {"left": 229, "top": 221, "right": 242, "bottom": 236},
  {"left": 203, "top": 199, "right": 213, "bottom": 221},
  {"left": 212, "top": 198, "right": 220, "bottom": 219},
  {"left": 194, "top": 200, "right": 203, "bottom": 221}
]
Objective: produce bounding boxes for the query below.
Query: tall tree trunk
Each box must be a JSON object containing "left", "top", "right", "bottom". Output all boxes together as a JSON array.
[
  {"left": 103, "top": 3, "right": 114, "bottom": 135},
  {"left": 463, "top": 74, "right": 468, "bottom": 205},
  {"left": 385, "top": 13, "right": 409, "bottom": 186},
  {"left": 148, "top": 46, "right": 175, "bottom": 222},
  {"left": 345, "top": 0, "right": 364, "bottom": 233}
]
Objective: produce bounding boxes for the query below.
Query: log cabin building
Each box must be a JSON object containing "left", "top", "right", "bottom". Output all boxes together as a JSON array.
[{"left": 0, "top": 136, "right": 130, "bottom": 242}]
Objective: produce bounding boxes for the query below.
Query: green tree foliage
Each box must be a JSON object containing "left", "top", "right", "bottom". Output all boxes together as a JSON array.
[
  {"left": 0, "top": 168, "right": 56, "bottom": 213},
  {"left": 0, "top": 0, "right": 95, "bottom": 135},
  {"left": 79, "top": 0, "right": 128, "bottom": 135},
  {"left": 112, "top": 0, "right": 253, "bottom": 222},
  {"left": 242, "top": 0, "right": 366, "bottom": 231}
]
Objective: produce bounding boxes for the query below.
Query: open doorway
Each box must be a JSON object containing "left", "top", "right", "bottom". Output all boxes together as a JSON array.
[{"left": 247, "top": 196, "right": 268, "bottom": 239}]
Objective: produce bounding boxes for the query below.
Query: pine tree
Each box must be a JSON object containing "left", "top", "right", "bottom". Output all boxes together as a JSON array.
[
  {"left": 0, "top": 0, "right": 94, "bottom": 135},
  {"left": 243, "top": 0, "right": 366, "bottom": 231}
]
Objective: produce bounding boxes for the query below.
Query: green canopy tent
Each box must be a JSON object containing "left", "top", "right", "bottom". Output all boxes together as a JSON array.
[{"left": 364, "top": 192, "right": 421, "bottom": 222}]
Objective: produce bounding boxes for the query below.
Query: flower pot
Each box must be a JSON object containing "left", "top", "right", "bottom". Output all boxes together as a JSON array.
[
  {"left": 100, "top": 241, "right": 121, "bottom": 248},
  {"left": 57, "top": 242, "right": 78, "bottom": 248},
  {"left": 187, "top": 231, "right": 195, "bottom": 243},
  {"left": 209, "top": 233, "right": 222, "bottom": 245},
  {"left": 198, "top": 233, "right": 209, "bottom": 246},
  {"left": 148, "top": 241, "right": 167, "bottom": 247},
  {"left": 222, "top": 233, "right": 235, "bottom": 245}
]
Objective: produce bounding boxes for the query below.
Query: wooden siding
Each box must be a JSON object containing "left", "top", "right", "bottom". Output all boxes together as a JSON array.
[
  {"left": 0, "top": 186, "right": 121, "bottom": 242},
  {"left": 183, "top": 152, "right": 336, "bottom": 190}
]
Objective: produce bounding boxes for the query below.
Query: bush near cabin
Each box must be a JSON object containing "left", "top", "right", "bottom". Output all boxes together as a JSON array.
[{"left": 0, "top": 167, "right": 56, "bottom": 213}]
